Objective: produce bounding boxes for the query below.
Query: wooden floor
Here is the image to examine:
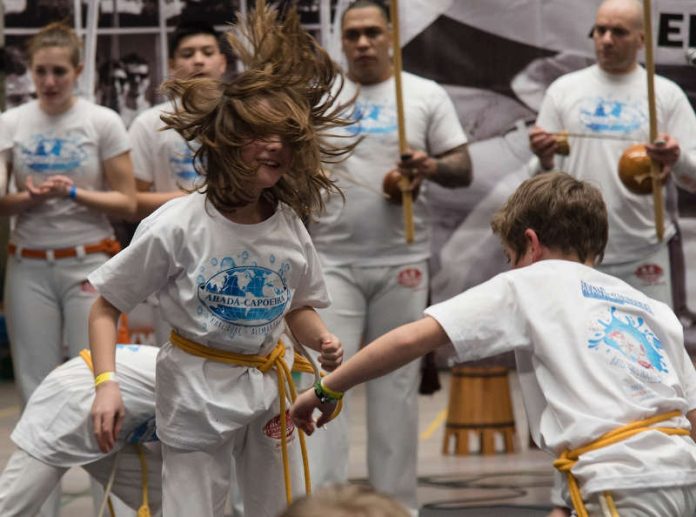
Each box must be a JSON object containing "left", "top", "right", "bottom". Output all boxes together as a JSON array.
[{"left": 0, "top": 371, "right": 555, "bottom": 516}]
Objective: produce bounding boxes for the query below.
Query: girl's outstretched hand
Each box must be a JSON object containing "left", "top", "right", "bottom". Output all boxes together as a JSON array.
[{"left": 290, "top": 387, "right": 337, "bottom": 435}]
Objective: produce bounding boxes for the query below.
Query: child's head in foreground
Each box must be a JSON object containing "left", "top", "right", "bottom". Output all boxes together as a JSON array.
[
  {"left": 490, "top": 172, "right": 608, "bottom": 268},
  {"left": 280, "top": 484, "right": 411, "bottom": 517}
]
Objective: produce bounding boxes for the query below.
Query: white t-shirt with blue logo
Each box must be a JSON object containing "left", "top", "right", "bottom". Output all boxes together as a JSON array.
[
  {"left": 11, "top": 344, "right": 157, "bottom": 467},
  {"left": 536, "top": 65, "right": 696, "bottom": 264},
  {"left": 310, "top": 72, "right": 467, "bottom": 267},
  {"left": 128, "top": 101, "right": 202, "bottom": 193},
  {"left": 0, "top": 98, "right": 130, "bottom": 248},
  {"left": 88, "top": 192, "right": 329, "bottom": 449},
  {"left": 426, "top": 259, "right": 696, "bottom": 497}
]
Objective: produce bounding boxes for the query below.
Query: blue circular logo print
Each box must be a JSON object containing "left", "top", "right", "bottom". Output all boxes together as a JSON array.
[
  {"left": 579, "top": 98, "right": 645, "bottom": 134},
  {"left": 198, "top": 266, "right": 289, "bottom": 327},
  {"left": 22, "top": 137, "right": 87, "bottom": 173},
  {"left": 588, "top": 306, "right": 668, "bottom": 383},
  {"left": 169, "top": 143, "right": 199, "bottom": 185}
]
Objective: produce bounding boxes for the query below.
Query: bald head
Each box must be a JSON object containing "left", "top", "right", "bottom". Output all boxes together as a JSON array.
[
  {"left": 593, "top": 0, "right": 645, "bottom": 74},
  {"left": 597, "top": 0, "right": 643, "bottom": 30}
]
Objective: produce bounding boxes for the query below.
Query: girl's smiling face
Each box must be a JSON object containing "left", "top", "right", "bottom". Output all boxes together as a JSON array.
[{"left": 240, "top": 135, "right": 292, "bottom": 193}]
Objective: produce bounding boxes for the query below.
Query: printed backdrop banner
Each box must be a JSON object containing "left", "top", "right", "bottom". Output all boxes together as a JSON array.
[
  {"left": 393, "top": 0, "right": 696, "bottom": 350},
  {"left": 432, "top": 0, "right": 696, "bottom": 63}
]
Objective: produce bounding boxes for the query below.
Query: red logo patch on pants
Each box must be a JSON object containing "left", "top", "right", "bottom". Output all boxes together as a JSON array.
[
  {"left": 634, "top": 263, "right": 664, "bottom": 284},
  {"left": 264, "top": 410, "right": 295, "bottom": 440},
  {"left": 397, "top": 267, "right": 423, "bottom": 288}
]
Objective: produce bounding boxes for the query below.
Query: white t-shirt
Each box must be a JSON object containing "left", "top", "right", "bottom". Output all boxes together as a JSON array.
[
  {"left": 536, "top": 65, "right": 696, "bottom": 264},
  {"left": 88, "top": 192, "right": 329, "bottom": 449},
  {"left": 309, "top": 72, "right": 467, "bottom": 267},
  {"left": 0, "top": 98, "right": 130, "bottom": 247},
  {"left": 128, "top": 101, "right": 202, "bottom": 192},
  {"left": 11, "top": 344, "right": 157, "bottom": 467},
  {"left": 426, "top": 260, "right": 696, "bottom": 497}
]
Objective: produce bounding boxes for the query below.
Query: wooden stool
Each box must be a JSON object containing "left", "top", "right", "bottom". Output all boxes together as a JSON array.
[{"left": 442, "top": 366, "right": 516, "bottom": 455}]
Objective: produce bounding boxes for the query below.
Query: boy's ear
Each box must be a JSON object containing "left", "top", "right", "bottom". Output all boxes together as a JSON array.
[{"left": 523, "top": 228, "right": 544, "bottom": 263}]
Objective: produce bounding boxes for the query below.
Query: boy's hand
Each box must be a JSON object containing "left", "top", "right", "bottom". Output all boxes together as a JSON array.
[
  {"left": 318, "top": 333, "right": 343, "bottom": 372},
  {"left": 91, "top": 382, "right": 125, "bottom": 453},
  {"left": 290, "top": 387, "right": 337, "bottom": 435}
]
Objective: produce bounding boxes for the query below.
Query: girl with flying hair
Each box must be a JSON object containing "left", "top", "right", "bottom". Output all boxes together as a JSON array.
[{"left": 87, "top": 2, "right": 353, "bottom": 515}]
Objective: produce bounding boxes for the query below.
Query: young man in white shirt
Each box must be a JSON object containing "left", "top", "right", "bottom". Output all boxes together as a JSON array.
[{"left": 129, "top": 20, "right": 228, "bottom": 218}]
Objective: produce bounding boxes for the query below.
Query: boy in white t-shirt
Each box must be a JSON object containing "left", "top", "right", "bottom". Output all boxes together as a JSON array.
[
  {"left": 87, "top": 3, "right": 353, "bottom": 517},
  {"left": 291, "top": 172, "right": 696, "bottom": 516}
]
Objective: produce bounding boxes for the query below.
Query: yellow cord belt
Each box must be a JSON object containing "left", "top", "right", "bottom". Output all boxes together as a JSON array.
[
  {"left": 169, "top": 331, "right": 313, "bottom": 505},
  {"left": 79, "top": 350, "right": 152, "bottom": 517},
  {"left": 553, "top": 410, "right": 689, "bottom": 517}
]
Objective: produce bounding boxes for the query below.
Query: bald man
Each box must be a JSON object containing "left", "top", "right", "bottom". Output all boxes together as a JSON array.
[{"left": 530, "top": 0, "right": 696, "bottom": 305}]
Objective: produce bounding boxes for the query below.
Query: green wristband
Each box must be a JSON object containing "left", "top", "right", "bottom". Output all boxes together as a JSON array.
[{"left": 313, "top": 379, "right": 343, "bottom": 403}]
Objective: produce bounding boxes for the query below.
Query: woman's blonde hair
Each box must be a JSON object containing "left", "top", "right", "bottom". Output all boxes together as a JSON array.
[
  {"left": 161, "top": 1, "right": 354, "bottom": 219},
  {"left": 27, "top": 22, "right": 82, "bottom": 67}
]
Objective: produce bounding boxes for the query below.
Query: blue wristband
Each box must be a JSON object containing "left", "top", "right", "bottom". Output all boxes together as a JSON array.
[{"left": 68, "top": 185, "right": 77, "bottom": 199}]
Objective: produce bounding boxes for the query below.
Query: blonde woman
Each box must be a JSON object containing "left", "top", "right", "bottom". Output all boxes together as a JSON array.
[{"left": 0, "top": 22, "right": 136, "bottom": 402}]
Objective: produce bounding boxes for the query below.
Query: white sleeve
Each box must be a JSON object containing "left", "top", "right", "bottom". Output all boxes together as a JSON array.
[
  {"left": 532, "top": 81, "right": 566, "bottom": 173},
  {"left": 288, "top": 218, "right": 330, "bottom": 311},
  {"left": 535, "top": 81, "right": 564, "bottom": 134},
  {"left": 675, "top": 342, "right": 696, "bottom": 411},
  {"left": 0, "top": 109, "right": 18, "bottom": 156},
  {"left": 96, "top": 106, "right": 131, "bottom": 161},
  {"left": 129, "top": 112, "right": 155, "bottom": 184},
  {"left": 665, "top": 86, "right": 696, "bottom": 192},
  {"left": 0, "top": 116, "right": 11, "bottom": 193},
  {"left": 88, "top": 213, "right": 179, "bottom": 313},
  {"left": 424, "top": 273, "right": 529, "bottom": 362},
  {"left": 426, "top": 84, "right": 468, "bottom": 157}
]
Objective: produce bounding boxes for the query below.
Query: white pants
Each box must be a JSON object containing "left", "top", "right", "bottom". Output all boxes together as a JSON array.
[
  {"left": 161, "top": 401, "right": 302, "bottom": 517},
  {"left": 598, "top": 244, "right": 672, "bottom": 307},
  {"left": 581, "top": 484, "right": 696, "bottom": 516},
  {"left": 0, "top": 446, "right": 162, "bottom": 517},
  {"left": 4, "top": 253, "right": 106, "bottom": 402},
  {"left": 306, "top": 261, "right": 428, "bottom": 510}
]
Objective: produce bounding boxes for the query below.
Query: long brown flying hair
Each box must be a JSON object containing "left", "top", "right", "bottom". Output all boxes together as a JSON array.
[{"left": 161, "top": 1, "right": 355, "bottom": 220}]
